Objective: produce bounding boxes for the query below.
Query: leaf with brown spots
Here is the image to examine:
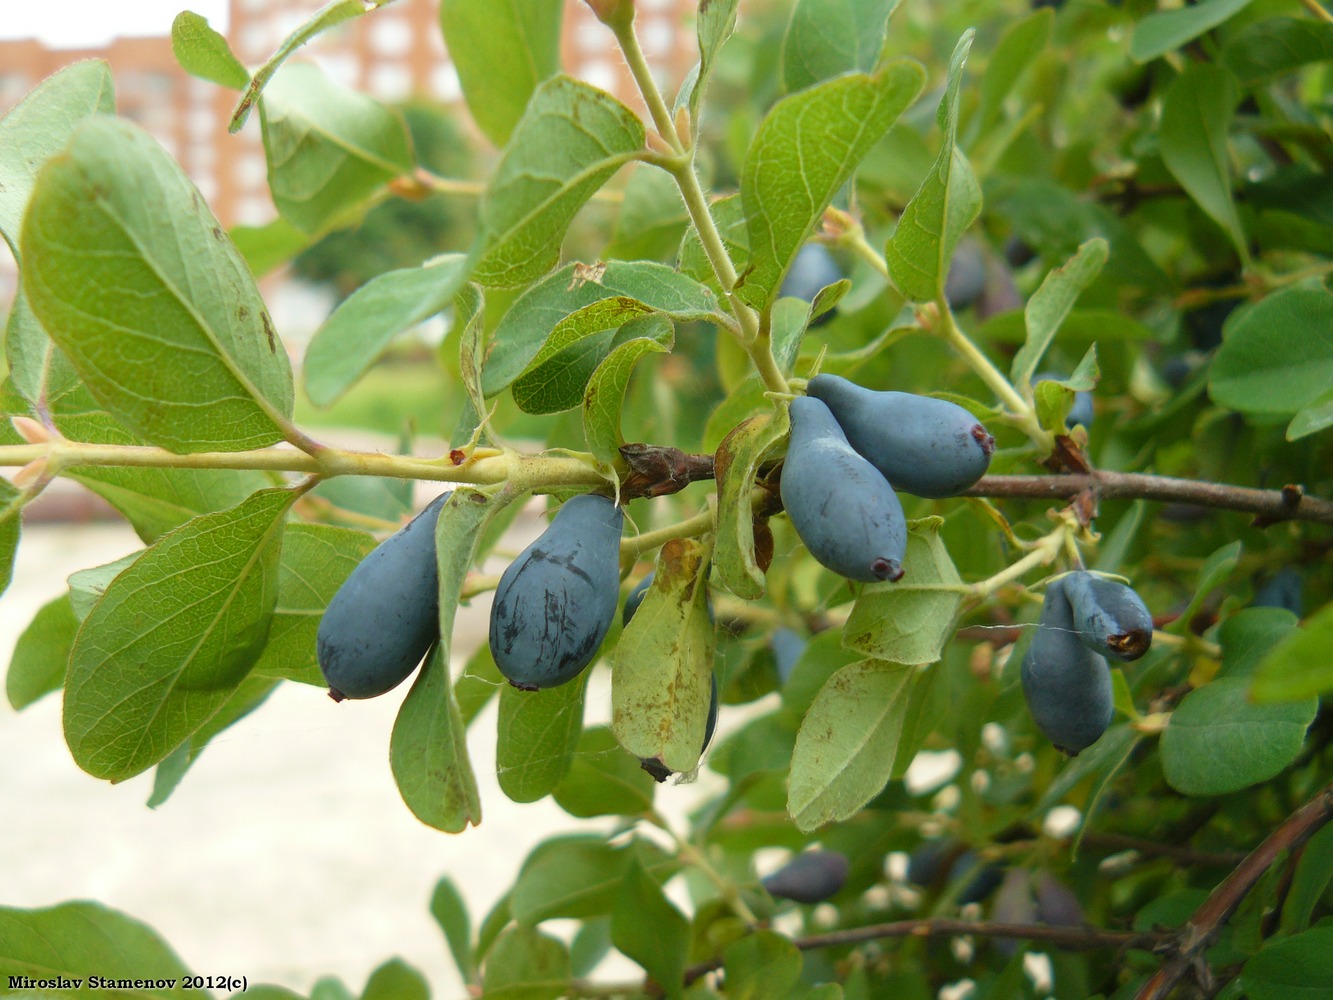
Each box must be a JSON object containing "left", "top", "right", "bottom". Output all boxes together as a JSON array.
[{"left": 611, "top": 538, "right": 714, "bottom": 775}]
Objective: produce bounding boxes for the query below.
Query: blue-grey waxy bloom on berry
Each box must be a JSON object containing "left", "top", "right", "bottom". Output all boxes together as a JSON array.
[
  {"left": 806, "top": 374, "right": 994, "bottom": 499},
  {"left": 490, "top": 494, "right": 623, "bottom": 691},
  {"left": 781, "top": 396, "right": 907, "bottom": 583},
  {"left": 318, "top": 492, "right": 450, "bottom": 701}
]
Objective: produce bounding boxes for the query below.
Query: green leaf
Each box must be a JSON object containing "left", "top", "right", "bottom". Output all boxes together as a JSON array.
[
  {"left": 787, "top": 659, "right": 914, "bottom": 832},
  {"left": 713, "top": 411, "right": 788, "bottom": 601},
  {"left": 230, "top": 0, "right": 395, "bottom": 131},
  {"left": 5, "top": 289, "right": 79, "bottom": 408},
  {"left": 439, "top": 0, "right": 562, "bottom": 149},
  {"left": 390, "top": 488, "right": 503, "bottom": 831},
  {"left": 510, "top": 835, "right": 675, "bottom": 925},
  {"left": 0, "top": 59, "right": 114, "bottom": 257},
  {"left": 390, "top": 645, "right": 481, "bottom": 833},
  {"left": 21, "top": 117, "right": 295, "bottom": 453},
  {"left": 430, "top": 876, "right": 477, "bottom": 985},
  {"left": 606, "top": 166, "right": 691, "bottom": 261},
  {"left": 362, "top": 958, "right": 429, "bottom": 1000},
  {"left": 48, "top": 391, "right": 271, "bottom": 543},
  {"left": 552, "top": 726, "right": 656, "bottom": 819},
  {"left": 250, "top": 523, "right": 377, "bottom": 686},
  {"left": 612, "top": 539, "right": 715, "bottom": 775},
  {"left": 259, "top": 61, "right": 414, "bottom": 235},
  {"left": 780, "top": 0, "right": 898, "bottom": 93},
  {"left": 0, "top": 479, "right": 19, "bottom": 598},
  {"left": 1159, "top": 64, "right": 1249, "bottom": 266},
  {"left": 1032, "top": 723, "right": 1141, "bottom": 845},
  {"left": 741, "top": 61, "right": 924, "bottom": 310},
  {"left": 474, "top": 76, "right": 645, "bottom": 288},
  {"left": 1, "top": 64, "right": 109, "bottom": 407},
  {"left": 1161, "top": 677, "right": 1317, "bottom": 796},
  {"left": 0, "top": 901, "right": 202, "bottom": 997},
  {"left": 311, "top": 475, "right": 412, "bottom": 526},
  {"left": 482, "top": 925, "right": 570, "bottom": 1000},
  {"left": 1210, "top": 289, "right": 1333, "bottom": 418},
  {"left": 6, "top": 595, "right": 79, "bottom": 710},
  {"left": 457, "top": 643, "right": 504, "bottom": 726},
  {"left": 171, "top": 11, "right": 249, "bottom": 90},
  {"left": 723, "top": 930, "right": 803, "bottom": 1000},
  {"left": 482, "top": 260, "right": 717, "bottom": 396},
  {"left": 842, "top": 518, "right": 963, "bottom": 665},
  {"left": 885, "top": 32, "right": 980, "bottom": 304},
  {"left": 1240, "top": 924, "right": 1333, "bottom": 1000},
  {"left": 497, "top": 673, "right": 588, "bottom": 804},
  {"left": 1130, "top": 0, "right": 1260, "bottom": 63},
  {"left": 1289, "top": 386, "right": 1333, "bottom": 442},
  {"left": 511, "top": 301, "right": 656, "bottom": 415},
  {"left": 147, "top": 674, "right": 278, "bottom": 808},
  {"left": 1168, "top": 540, "right": 1242, "bottom": 636},
  {"left": 304, "top": 254, "right": 472, "bottom": 406},
  {"left": 971, "top": 8, "right": 1052, "bottom": 140},
  {"left": 68, "top": 551, "right": 143, "bottom": 622},
  {"left": 1010, "top": 238, "right": 1109, "bottom": 388},
  {"left": 1280, "top": 824, "right": 1333, "bottom": 935},
  {"left": 1251, "top": 603, "right": 1333, "bottom": 702},
  {"left": 612, "top": 857, "right": 688, "bottom": 999},
  {"left": 677, "top": 0, "right": 740, "bottom": 128},
  {"left": 455, "top": 283, "right": 489, "bottom": 442},
  {"left": 63, "top": 488, "right": 293, "bottom": 782},
  {"left": 230, "top": 216, "right": 311, "bottom": 278},
  {"left": 1217, "top": 607, "right": 1299, "bottom": 680},
  {"left": 582, "top": 319, "right": 674, "bottom": 465},
  {"left": 1222, "top": 17, "right": 1333, "bottom": 86}
]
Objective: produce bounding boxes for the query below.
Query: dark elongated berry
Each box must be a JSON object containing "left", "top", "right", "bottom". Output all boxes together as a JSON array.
[
  {"left": 945, "top": 240, "right": 987, "bottom": 310},
  {"left": 1253, "top": 567, "right": 1303, "bottom": 617},
  {"left": 771, "top": 627, "right": 807, "bottom": 683},
  {"left": 956, "top": 853, "right": 1006, "bottom": 905},
  {"left": 623, "top": 573, "right": 653, "bottom": 627},
  {"left": 1034, "top": 371, "right": 1093, "bottom": 429},
  {"left": 1034, "top": 871, "right": 1084, "bottom": 927},
  {"left": 1062, "top": 571, "right": 1153, "bottom": 661},
  {"left": 780, "top": 244, "right": 844, "bottom": 327},
  {"left": 806, "top": 374, "right": 994, "bottom": 499},
  {"left": 1021, "top": 577, "right": 1114, "bottom": 755},
  {"left": 762, "top": 850, "right": 850, "bottom": 904},
  {"left": 781, "top": 396, "right": 907, "bottom": 583},
  {"left": 490, "top": 494, "right": 623, "bottom": 691},
  {"left": 993, "top": 869, "right": 1038, "bottom": 955},
  {"left": 318, "top": 492, "right": 450, "bottom": 701}
]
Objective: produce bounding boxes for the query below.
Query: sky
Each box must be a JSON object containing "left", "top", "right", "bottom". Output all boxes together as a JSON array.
[{"left": 0, "top": 0, "right": 230, "bottom": 48}]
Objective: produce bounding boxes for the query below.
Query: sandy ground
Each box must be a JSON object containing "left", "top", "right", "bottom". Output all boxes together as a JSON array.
[{"left": 1, "top": 498, "right": 725, "bottom": 998}]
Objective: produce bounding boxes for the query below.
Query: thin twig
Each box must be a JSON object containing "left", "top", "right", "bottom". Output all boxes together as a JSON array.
[
  {"left": 1134, "top": 780, "right": 1333, "bottom": 1000},
  {"left": 964, "top": 472, "right": 1333, "bottom": 526},
  {"left": 682, "top": 918, "right": 1171, "bottom": 985}
]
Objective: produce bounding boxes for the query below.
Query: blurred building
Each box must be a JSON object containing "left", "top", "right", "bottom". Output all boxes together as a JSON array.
[{"left": 0, "top": 0, "right": 698, "bottom": 306}]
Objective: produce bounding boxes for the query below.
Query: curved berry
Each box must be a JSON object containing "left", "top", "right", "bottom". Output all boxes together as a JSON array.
[
  {"left": 489, "top": 494, "right": 623, "bottom": 690},
  {"left": 781, "top": 396, "right": 907, "bottom": 583},
  {"left": 1062, "top": 570, "right": 1154, "bottom": 662},
  {"left": 806, "top": 374, "right": 994, "bottom": 499},
  {"left": 1021, "top": 577, "right": 1114, "bottom": 755},
  {"left": 317, "top": 492, "right": 450, "bottom": 701},
  {"left": 762, "top": 850, "right": 850, "bottom": 904}
]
